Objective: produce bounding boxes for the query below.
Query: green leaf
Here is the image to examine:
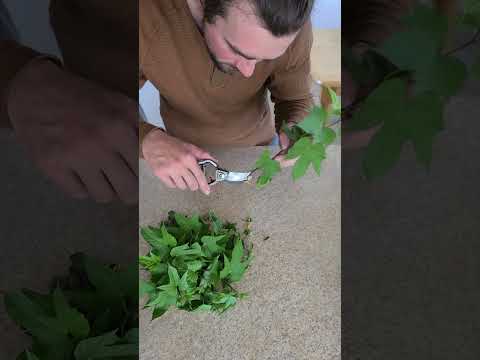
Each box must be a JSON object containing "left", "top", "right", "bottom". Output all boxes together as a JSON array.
[
  {"left": 220, "top": 254, "right": 232, "bottom": 280},
  {"left": 378, "top": 4, "right": 448, "bottom": 70},
  {"left": 363, "top": 123, "right": 407, "bottom": 180},
  {"left": 404, "top": 93, "right": 444, "bottom": 167},
  {"left": 255, "top": 150, "right": 281, "bottom": 189},
  {"left": 210, "top": 293, "right": 237, "bottom": 313},
  {"left": 286, "top": 137, "right": 327, "bottom": 181},
  {"left": 471, "top": 56, "right": 480, "bottom": 79},
  {"left": 22, "top": 289, "right": 54, "bottom": 315},
  {"left": 201, "top": 235, "right": 227, "bottom": 256},
  {"left": 121, "top": 265, "right": 140, "bottom": 303},
  {"left": 152, "top": 306, "right": 168, "bottom": 320},
  {"left": 84, "top": 257, "right": 122, "bottom": 299},
  {"left": 193, "top": 304, "right": 212, "bottom": 312},
  {"left": 146, "top": 290, "right": 176, "bottom": 309},
  {"left": 174, "top": 213, "right": 202, "bottom": 235},
  {"left": 123, "top": 328, "right": 139, "bottom": 344},
  {"left": 281, "top": 122, "right": 305, "bottom": 142},
  {"left": 199, "top": 256, "right": 221, "bottom": 291},
  {"left": 318, "top": 127, "right": 337, "bottom": 146},
  {"left": 140, "top": 225, "right": 177, "bottom": 250},
  {"left": 139, "top": 280, "right": 156, "bottom": 297},
  {"left": 296, "top": 106, "right": 327, "bottom": 143},
  {"left": 414, "top": 55, "right": 467, "bottom": 98},
  {"left": 74, "top": 330, "right": 137, "bottom": 360},
  {"left": 161, "top": 225, "right": 178, "bottom": 247},
  {"left": 462, "top": 0, "right": 480, "bottom": 27},
  {"left": 53, "top": 287, "right": 90, "bottom": 339},
  {"left": 186, "top": 260, "right": 204, "bottom": 272},
  {"left": 139, "top": 253, "right": 161, "bottom": 269},
  {"left": 230, "top": 239, "right": 251, "bottom": 282},
  {"left": 4, "top": 291, "right": 68, "bottom": 345},
  {"left": 25, "top": 351, "right": 40, "bottom": 360},
  {"left": 326, "top": 87, "right": 341, "bottom": 115},
  {"left": 349, "top": 78, "right": 407, "bottom": 131},
  {"left": 178, "top": 270, "right": 198, "bottom": 296},
  {"left": 292, "top": 155, "right": 311, "bottom": 180},
  {"left": 170, "top": 243, "right": 203, "bottom": 257},
  {"left": 90, "top": 308, "right": 112, "bottom": 335},
  {"left": 167, "top": 265, "right": 180, "bottom": 287},
  {"left": 140, "top": 212, "right": 253, "bottom": 318},
  {"left": 207, "top": 211, "right": 224, "bottom": 235}
]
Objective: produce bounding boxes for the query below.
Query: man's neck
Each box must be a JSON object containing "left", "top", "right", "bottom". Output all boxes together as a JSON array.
[{"left": 186, "top": 0, "right": 205, "bottom": 31}]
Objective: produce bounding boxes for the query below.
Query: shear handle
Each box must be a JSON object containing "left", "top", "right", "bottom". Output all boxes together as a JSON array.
[{"left": 198, "top": 159, "right": 220, "bottom": 185}]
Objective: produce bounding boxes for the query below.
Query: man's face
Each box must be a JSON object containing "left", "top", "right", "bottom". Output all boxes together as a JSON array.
[{"left": 203, "top": 2, "right": 298, "bottom": 78}]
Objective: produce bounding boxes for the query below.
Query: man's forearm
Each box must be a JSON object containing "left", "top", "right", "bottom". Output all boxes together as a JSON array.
[
  {"left": 343, "top": 0, "right": 414, "bottom": 46},
  {"left": 0, "top": 41, "right": 45, "bottom": 129}
]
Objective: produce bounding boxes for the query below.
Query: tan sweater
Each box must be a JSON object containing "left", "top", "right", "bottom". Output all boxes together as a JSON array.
[
  {"left": 0, "top": 0, "right": 414, "bottom": 142},
  {"left": 139, "top": 0, "right": 314, "bottom": 146},
  {"left": 0, "top": 0, "right": 138, "bottom": 129}
]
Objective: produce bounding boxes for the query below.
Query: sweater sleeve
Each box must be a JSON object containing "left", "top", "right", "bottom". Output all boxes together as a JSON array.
[
  {"left": 0, "top": 41, "right": 45, "bottom": 128},
  {"left": 0, "top": 3, "right": 63, "bottom": 129},
  {"left": 139, "top": 68, "right": 163, "bottom": 158},
  {"left": 139, "top": 9, "right": 163, "bottom": 158},
  {"left": 342, "top": 0, "right": 414, "bottom": 46},
  {"left": 268, "top": 21, "right": 314, "bottom": 132}
]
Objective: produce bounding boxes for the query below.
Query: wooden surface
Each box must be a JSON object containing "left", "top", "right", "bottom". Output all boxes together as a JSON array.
[
  {"left": 311, "top": 29, "right": 341, "bottom": 86},
  {"left": 139, "top": 145, "right": 341, "bottom": 360}
]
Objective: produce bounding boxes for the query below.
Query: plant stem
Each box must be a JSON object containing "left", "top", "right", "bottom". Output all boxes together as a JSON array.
[{"left": 444, "top": 29, "right": 480, "bottom": 55}]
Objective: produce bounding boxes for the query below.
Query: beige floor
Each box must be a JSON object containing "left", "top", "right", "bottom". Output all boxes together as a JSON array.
[{"left": 139, "top": 145, "right": 341, "bottom": 360}]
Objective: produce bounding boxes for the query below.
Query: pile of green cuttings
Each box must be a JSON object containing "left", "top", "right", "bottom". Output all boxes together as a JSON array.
[
  {"left": 4, "top": 253, "right": 138, "bottom": 360},
  {"left": 140, "top": 211, "right": 254, "bottom": 319}
]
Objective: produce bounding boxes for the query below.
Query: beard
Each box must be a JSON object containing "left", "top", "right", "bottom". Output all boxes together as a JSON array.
[
  {"left": 201, "top": 18, "right": 237, "bottom": 75},
  {"left": 205, "top": 46, "right": 237, "bottom": 75}
]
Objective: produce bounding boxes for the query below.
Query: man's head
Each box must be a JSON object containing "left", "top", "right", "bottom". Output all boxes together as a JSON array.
[{"left": 201, "top": 0, "right": 314, "bottom": 77}]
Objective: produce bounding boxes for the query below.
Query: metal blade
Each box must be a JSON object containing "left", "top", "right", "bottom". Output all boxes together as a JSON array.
[{"left": 225, "top": 171, "right": 252, "bottom": 182}]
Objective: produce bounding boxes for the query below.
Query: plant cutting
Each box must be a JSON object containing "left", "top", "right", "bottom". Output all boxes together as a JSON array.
[
  {"left": 140, "top": 211, "right": 254, "bottom": 319},
  {"left": 253, "top": 87, "right": 340, "bottom": 188},
  {"left": 343, "top": 2, "right": 480, "bottom": 179},
  {"left": 3, "top": 253, "right": 138, "bottom": 360}
]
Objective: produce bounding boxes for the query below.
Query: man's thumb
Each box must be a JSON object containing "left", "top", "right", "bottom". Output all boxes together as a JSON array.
[{"left": 189, "top": 145, "right": 218, "bottom": 162}]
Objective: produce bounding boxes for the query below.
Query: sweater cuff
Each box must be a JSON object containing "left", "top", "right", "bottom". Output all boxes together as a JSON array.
[
  {"left": 0, "top": 40, "right": 62, "bottom": 129},
  {"left": 139, "top": 120, "right": 162, "bottom": 159}
]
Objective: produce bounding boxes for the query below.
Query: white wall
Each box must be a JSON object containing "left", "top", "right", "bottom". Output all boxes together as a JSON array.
[
  {"left": 312, "top": 0, "right": 341, "bottom": 29},
  {"left": 3, "top": 0, "right": 61, "bottom": 56}
]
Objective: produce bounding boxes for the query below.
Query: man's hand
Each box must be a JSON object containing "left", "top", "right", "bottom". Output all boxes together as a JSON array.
[
  {"left": 141, "top": 128, "right": 216, "bottom": 195},
  {"left": 274, "top": 122, "right": 298, "bottom": 168},
  {"left": 7, "top": 59, "right": 139, "bottom": 204}
]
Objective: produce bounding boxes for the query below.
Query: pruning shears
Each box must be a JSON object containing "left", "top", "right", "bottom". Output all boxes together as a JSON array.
[{"left": 198, "top": 160, "right": 255, "bottom": 186}]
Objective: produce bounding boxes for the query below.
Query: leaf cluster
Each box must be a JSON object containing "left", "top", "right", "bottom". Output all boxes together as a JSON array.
[
  {"left": 255, "top": 88, "right": 339, "bottom": 188},
  {"left": 139, "top": 211, "right": 253, "bottom": 319},
  {"left": 345, "top": 3, "right": 479, "bottom": 178},
  {"left": 4, "top": 253, "right": 138, "bottom": 360}
]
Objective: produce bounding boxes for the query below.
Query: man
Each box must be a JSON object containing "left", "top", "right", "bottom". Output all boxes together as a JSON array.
[
  {"left": 139, "top": 0, "right": 316, "bottom": 195},
  {"left": 1, "top": 0, "right": 415, "bottom": 202},
  {"left": 0, "top": 0, "right": 138, "bottom": 204}
]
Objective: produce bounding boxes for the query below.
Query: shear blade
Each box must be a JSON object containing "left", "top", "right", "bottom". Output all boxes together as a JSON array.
[{"left": 225, "top": 171, "right": 252, "bottom": 182}]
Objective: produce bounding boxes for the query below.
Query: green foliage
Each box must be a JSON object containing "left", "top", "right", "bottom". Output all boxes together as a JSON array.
[
  {"left": 254, "top": 88, "right": 339, "bottom": 188},
  {"left": 345, "top": 3, "right": 477, "bottom": 179},
  {"left": 140, "top": 212, "right": 253, "bottom": 319},
  {"left": 472, "top": 55, "right": 480, "bottom": 79},
  {"left": 462, "top": 0, "right": 480, "bottom": 27},
  {"left": 3, "top": 253, "right": 138, "bottom": 360},
  {"left": 255, "top": 150, "right": 281, "bottom": 189}
]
